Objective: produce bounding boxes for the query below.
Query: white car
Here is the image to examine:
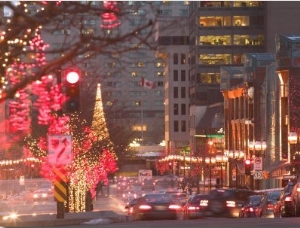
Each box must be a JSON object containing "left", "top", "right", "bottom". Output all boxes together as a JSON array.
[{"left": 32, "top": 189, "right": 52, "bottom": 201}]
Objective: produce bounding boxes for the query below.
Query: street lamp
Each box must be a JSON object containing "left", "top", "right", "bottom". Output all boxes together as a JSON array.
[
  {"left": 254, "top": 141, "right": 267, "bottom": 157},
  {"left": 249, "top": 140, "right": 267, "bottom": 190},
  {"left": 215, "top": 155, "right": 229, "bottom": 188},
  {"left": 205, "top": 156, "right": 216, "bottom": 192},
  {"left": 228, "top": 150, "right": 245, "bottom": 188},
  {"left": 288, "top": 132, "right": 298, "bottom": 175},
  {"left": 129, "top": 140, "right": 140, "bottom": 157}
]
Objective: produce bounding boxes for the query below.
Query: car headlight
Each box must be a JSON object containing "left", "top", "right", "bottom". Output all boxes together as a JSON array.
[{"left": 3, "top": 213, "right": 18, "bottom": 221}]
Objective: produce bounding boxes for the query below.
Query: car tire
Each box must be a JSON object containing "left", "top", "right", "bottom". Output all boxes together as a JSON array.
[
  {"left": 177, "top": 212, "right": 184, "bottom": 220},
  {"left": 278, "top": 207, "right": 283, "bottom": 218},
  {"left": 295, "top": 205, "right": 300, "bottom": 217}
]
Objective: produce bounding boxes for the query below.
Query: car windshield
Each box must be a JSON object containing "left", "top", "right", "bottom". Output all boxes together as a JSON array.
[
  {"left": 191, "top": 196, "right": 201, "bottom": 204},
  {"left": 143, "top": 194, "right": 173, "bottom": 203},
  {"left": 210, "top": 189, "right": 234, "bottom": 199},
  {"left": 268, "top": 191, "right": 281, "bottom": 202},
  {"left": 249, "top": 195, "right": 263, "bottom": 205}
]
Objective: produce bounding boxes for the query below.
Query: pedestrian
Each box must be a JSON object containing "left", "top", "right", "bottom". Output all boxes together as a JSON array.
[{"left": 188, "top": 185, "right": 192, "bottom": 195}]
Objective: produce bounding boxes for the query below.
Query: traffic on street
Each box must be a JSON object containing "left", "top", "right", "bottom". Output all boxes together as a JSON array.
[{"left": 1, "top": 175, "right": 300, "bottom": 228}]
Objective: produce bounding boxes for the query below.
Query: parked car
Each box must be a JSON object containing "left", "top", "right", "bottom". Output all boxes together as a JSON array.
[
  {"left": 204, "top": 188, "right": 255, "bottom": 218},
  {"left": 290, "top": 182, "right": 300, "bottom": 216},
  {"left": 255, "top": 189, "right": 281, "bottom": 218},
  {"left": 131, "top": 193, "right": 182, "bottom": 221},
  {"left": 182, "top": 194, "right": 210, "bottom": 219},
  {"left": 239, "top": 194, "right": 263, "bottom": 218},
  {"left": 274, "top": 181, "right": 295, "bottom": 217}
]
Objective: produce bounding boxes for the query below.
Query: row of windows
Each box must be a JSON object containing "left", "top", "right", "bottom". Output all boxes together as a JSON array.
[
  {"left": 104, "top": 81, "right": 164, "bottom": 88},
  {"left": 199, "top": 53, "right": 243, "bottom": 65},
  {"left": 128, "top": 1, "right": 189, "bottom": 6},
  {"left": 173, "top": 53, "right": 187, "bottom": 65},
  {"left": 198, "top": 35, "right": 264, "bottom": 46},
  {"left": 199, "top": 73, "right": 221, "bottom": 84},
  {"left": 103, "top": 71, "right": 165, "bottom": 79},
  {"left": 174, "top": 103, "right": 187, "bottom": 115},
  {"left": 158, "top": 36, "right": 189, "bottom": 46},
  {"left": 129, "top": 100, "right": 164, "bottom": 107},
  {"left": 199, "top": 15, "right": 263, "bottom": 27},
  {"left": 173, "top": 87, "right": 187, "bottom": 99},
  {"left": 199, "top": 1, "right": 263, "bottom": 8},
  {"left": 173, "top": 70, "right": 187, "bottom": 82},
  {"left": 174, "top": 120, "right": 187, "bottom": 132},
  {"left": 103, "top": 61, "right": 166, "bottom": 68},
  {"left": 52, "top": 28, "right": 121, "bottom": 36}
]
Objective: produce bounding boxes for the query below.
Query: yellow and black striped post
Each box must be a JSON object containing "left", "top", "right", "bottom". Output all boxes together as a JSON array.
[{"left": 53, "top": 166, "right": 67, "bottom": 219}]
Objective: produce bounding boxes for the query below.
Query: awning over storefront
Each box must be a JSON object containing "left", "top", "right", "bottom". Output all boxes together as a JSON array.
[
  {"left": 196, "top": 103, "right": 224, "bottom": 134},
  {"left": 136, "top": 152, "right": 163, "bottom": 157},
  {"left": 268, "top": 161, "right": 290, "bottom": 178}
]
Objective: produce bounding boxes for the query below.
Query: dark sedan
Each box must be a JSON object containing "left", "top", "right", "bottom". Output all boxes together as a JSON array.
[
  {"left": 131, "top": 193, "right": 182, "bottom": 221},
  {"left": 239, "top": 194, "right": 263, "bottom": 218},
  {"left": 182, "top": 194, "right": 210, "bottom": 219},
  {"left": 255, "top": 189, "right": 281, "bottom": 218},
  {"left": 274, "top": 181, "right": 295, "bottom": 217},
  {"left": 125, "top": 198, "right": 138, "bottom": 215}
]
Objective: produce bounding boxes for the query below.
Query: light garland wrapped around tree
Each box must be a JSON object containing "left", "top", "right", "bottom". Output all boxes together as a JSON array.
[{"left": 27, "top": 115, "right": 118, "bottom": 212}]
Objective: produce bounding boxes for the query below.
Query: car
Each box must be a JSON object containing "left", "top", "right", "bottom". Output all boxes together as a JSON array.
[
  {"left": 125, "top": 198, "right": 138, "bottom": 215},
  {"left": 166, "top": 192, "right": 188, "bottom": 207},
  {"left": 255, "top": 189, "right": 281, "bottom": 218},
  {"left": 182, "top": 194, "right": 210, "bottom": 219},
  {"left": 32, "top": 189, "right": 52, "bottom": 201},
  {"left": 0, "top": 202, "right": 18, "bottom": 221},
  {"left": 274, "top": 181, "right": 295, "bottom": 217},
  {"left": 290, "top": 182, "right": 300, "bottom": 216},
  {"left": 131, "top": 193, "right": 182, "bottom": 221},
  {"left": 141, "top": 179, "right": 155, "bottom": 191},
  {"left": 204, "top": 188, "right": 256, "bottom": 218},
  {"left": 239, "top": 194, "right": 263, "bottom": 218}
]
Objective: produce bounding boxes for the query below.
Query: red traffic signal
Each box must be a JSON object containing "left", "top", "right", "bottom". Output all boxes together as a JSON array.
[
  {"left": 245, "top": 159, "right": 251, "bottom": 165},
  {"left": 66, "top": 71, "right": 80, "bottom": 84},
  {"left": 245, "top": 159, "right": 252, "bottom": 175},
  {"left": 63, "top": 69, "right": 81, "bottom": 113}
]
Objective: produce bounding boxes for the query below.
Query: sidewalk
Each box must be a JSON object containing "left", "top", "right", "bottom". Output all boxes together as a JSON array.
[{"left": 0, "top": 210, "right": 130, "bottom": 227}]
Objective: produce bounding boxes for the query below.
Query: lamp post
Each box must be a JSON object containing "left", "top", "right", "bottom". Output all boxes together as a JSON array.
[
  {"left": 129, "top": 140, "right": 140, "bottom": 157},
  {"left": 288, "top": 132, "right": 298, "bottom": 175},
  {"left": 249, "top": 140, "right": 266, "bottom": 190},
  {"left": 254, "top": 141, "right": 267, "bottom": 157},
  {"left": 215, "top": 155, "right": 229, "bottom": 188},
  {"left": 205, "top": 156, "right": 216, "bottom": 192},
  {"left": 228, "top": 150, "right": 245, "bottom": 188}
]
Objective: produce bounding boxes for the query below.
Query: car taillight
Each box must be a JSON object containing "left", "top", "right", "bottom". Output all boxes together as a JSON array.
[
  {"left": 285, "top": 196, "right": 292, "bottom": 202},
  {"left": 188, "top": 206, "right": 200, "bottom": 210},
  {"left": 169, "top": 204, "right": 182, "bottom": 210},
  {"left": 246, "top": 207, "right": 254, "bottom": 212},
  {"left": 267, "top": 203, "right": 274, "bottom": 210},
  {"left": 139, "top": 205, "right": 152, "bottom": 210},
  {"left": 42, "top": 193, "right": 48, "bottom": 198},
  {"left": 297, "top": 187, "right": 300, "bottom": 192},
  {"left": 200, "top": 200, "right": 208, "bottom": 207},
  {"left": 226, "top": 201, "right": 236, "bottom": 207}
]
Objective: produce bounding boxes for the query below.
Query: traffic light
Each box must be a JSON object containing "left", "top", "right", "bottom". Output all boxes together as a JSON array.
[
  {"left": 245, "top": 159, "right": 252, "bottom": 175},
  {"left": 64, "top": 69, "right": 80, "bottom": 113}
]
